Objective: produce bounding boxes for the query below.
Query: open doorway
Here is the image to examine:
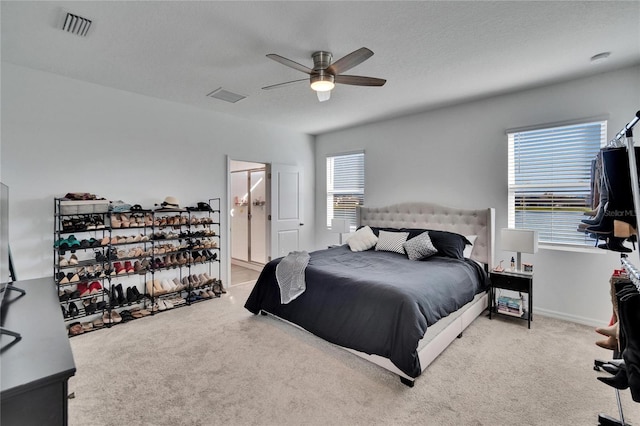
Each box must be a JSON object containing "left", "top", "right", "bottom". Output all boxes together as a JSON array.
[{"left": 229, "top": 160, "right": 268, "bottom": 285}]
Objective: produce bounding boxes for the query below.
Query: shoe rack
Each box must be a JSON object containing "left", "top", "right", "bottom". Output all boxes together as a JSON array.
[{"left": 54, "top": 198, "right": 222, "bottom": 337}]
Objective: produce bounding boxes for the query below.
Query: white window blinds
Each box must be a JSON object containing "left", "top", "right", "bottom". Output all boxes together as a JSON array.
[
  {"left": 508, "top": 120, "right": 606, "bottom": 246},
  {"left": 326, "top": 152, "right": 365, "bottom": 230}
]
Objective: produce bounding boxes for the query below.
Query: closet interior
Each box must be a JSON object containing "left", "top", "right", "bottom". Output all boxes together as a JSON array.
[
  {"left": 588, "top": 110, "right": 640, "bottom": 426},
  {"left": 230, "top": 160, "right": 268, "bottom": 271}
]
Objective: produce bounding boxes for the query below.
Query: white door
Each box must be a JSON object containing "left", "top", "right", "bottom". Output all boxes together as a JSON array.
[{"left": 269, "top": 164, "right": 302, "bottom": 259}]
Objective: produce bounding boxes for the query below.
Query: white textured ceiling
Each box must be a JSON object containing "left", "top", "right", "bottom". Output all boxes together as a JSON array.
[{"left": 2, "top": 1, "right": 639, "bottom": 135}]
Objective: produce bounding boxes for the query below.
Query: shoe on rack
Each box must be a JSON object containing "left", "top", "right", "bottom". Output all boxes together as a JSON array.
[
  {"left": 111, "top": 310, "right": 123, "bottom": 323},
  {"left": 212, "top": 282, "right": 222, "bottom": 296},
  {"left": 115, "top": 283, "right": 126, "bottom": 306},
  {"left": 126, "top": 287, "right": 137, "bottom": 304},
  {"left": 67, "top": 235, "right": 81, "bottom": 251},
  {"left": 596, "top": 335, "right": 618, "bottom": 351},
  {"left": 68, "top": 302, "right": 80, "bottom": 317},
  {"left": 130, "top": 286, "right": 144, "bottom": 301},
  {"left": 68, "top": 322, "right": 84, "bottom": 336},
  {"left": 596, "top": 322, "right": 618, "bottom": 338},
  {"left": 113, "top": 262, "right": 126, "bottom": 275},
  {"left": 161, "top": 279, "right": 174, "bottom": 293},
  {"left": 172, "top": 277, "right": 183, "bottom": 292},
  {"left": 597, "top": 368, "right": 629, "bottom": 390},
  {"left": 602, "top": 363, "right": 622, "bottom": 375},
  {"left": 153, "top": 279, "right": 166, "bottom": 295},
  {"left": 189, "top": 275, "right": 200, "bottom": 288},
  {"left": 83, "top": 298, "right": 97, "bottom": 315},
  {"left": 77, "top": 283, "right": 90, "bottom": 297},
  {"left": 146, "top": 280, "right": 155, "bottom": 296},
  {"left": 89, "top": 281, "right": 102, "bottom": 294},
  {"left": 598, "top": 237, "right": 633, "bottom": 253}
]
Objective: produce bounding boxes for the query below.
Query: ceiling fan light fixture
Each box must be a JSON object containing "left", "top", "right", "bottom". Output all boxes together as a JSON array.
[{"left": 310, "top": 73, "right": 335, "bottom": 92}]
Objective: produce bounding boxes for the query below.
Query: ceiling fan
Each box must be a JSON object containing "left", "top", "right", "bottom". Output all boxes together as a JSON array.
[{"left": 262, "top": 47, "right": 386, "bottom": 102}]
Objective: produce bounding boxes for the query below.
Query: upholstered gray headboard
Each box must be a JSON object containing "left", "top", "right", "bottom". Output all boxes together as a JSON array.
[{"left": 357, "top": 202, "right": 495, "bottom": 267}]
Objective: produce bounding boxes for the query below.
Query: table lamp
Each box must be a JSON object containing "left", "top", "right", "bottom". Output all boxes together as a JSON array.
[
  {"left": 330, "top": 218, "right": 350, "bottom": 245},
  {"left": 501, "top": 228, "right": 538, "bottom": 273}
]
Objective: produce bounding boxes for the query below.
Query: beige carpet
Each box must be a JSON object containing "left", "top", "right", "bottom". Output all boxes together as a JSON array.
[{"left": 69, "top": 282, "right": 640, "bottom": 425}]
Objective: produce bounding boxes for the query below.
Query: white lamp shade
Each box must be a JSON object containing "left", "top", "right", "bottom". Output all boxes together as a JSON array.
[
  {"left": 501, "top": 228, "right": 538, "bottom": 254},
  {"left": 330, "top": 218, "right": 350, "bottom": 233}
]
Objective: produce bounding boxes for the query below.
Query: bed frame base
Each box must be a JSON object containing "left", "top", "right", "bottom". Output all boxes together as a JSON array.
[
  {"left": 261, "top": 292, "right": 488, "bottom": 387},
  {"left": 344, "top": 292, "right": 488, "bottom": 386},
  {"left": 400, "top": 377, "right": 415, "bottom": 387}
]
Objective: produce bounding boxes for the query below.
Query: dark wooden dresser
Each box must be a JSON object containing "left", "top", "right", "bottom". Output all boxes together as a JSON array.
[{"left": 1, "top": 277, "right": 76, "bottom": 426}]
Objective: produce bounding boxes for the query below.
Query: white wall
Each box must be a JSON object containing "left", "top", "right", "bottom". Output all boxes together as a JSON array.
[
  {"left": 1, "top": 63, "right": 315, "bottom": 284},
  {"left": 315, "top": 65, "right": 640, "bottom": 327}
]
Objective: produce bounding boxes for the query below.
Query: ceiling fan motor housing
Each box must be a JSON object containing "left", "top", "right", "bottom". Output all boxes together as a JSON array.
[{"left": 312, "top": 51, "right": 333, "bottom": 71}]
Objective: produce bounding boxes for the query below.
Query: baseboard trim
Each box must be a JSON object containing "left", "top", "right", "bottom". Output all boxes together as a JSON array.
[
  {"left": 533, "top": 307, "right": 604, "bottom": 328},
  {"left": 231, "top": 259, "right": 264, "bottom": 272}
]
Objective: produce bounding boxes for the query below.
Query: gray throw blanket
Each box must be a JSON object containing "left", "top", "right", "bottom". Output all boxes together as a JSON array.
[{"left": 275, "top": 251, "right": 310, "bottom": 304}]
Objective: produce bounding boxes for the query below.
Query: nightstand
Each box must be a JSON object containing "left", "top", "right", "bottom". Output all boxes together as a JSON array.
[{"left": 489, "top": 270, "right": 533, "bottom": 329}]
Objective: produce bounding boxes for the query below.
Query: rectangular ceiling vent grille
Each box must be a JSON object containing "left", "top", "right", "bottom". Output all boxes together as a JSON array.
[
  {"left": 206, "top": 88, "right": 246, "bottom": 104},
  {"left": 62, "top": 13, "right": 92, "bottom": 37}
]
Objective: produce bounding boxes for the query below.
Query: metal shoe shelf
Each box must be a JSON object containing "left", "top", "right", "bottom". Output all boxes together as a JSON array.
[
  {"left": 53, "top": 197, "right": 222, "bottom": 337},
  {"left": 53, "top": 199, "right": 111, "bottom": 326}
]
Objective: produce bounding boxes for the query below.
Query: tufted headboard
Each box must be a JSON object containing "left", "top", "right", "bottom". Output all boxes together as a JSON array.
[{"left": 357, "top": 202, "right": 495, "bottom": 267}]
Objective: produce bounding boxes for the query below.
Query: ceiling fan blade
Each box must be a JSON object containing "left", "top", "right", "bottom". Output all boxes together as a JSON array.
[
  {"left": 334, "top": 75, "right": 386, "bottom": 87},
  {"left": 262, "top": 78, "right": 309, "bottom": 90},
  {"left": 266, "top": 54, "right": 313, "bottom": 74},
  {"left": 326, "top": 47, "right": 373, "bottom": 75},
  {"left": 317, "top": 90, "right": 331, "bottom": 102}
]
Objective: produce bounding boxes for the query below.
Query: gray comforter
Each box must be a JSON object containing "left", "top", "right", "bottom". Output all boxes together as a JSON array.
[{"left": 244, "top": 245, "right": 488, "bottom": 378}]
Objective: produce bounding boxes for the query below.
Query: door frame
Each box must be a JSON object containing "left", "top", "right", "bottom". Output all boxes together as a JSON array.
[{"left": 226, "top": 157, "right": 271, "bottom": 284}]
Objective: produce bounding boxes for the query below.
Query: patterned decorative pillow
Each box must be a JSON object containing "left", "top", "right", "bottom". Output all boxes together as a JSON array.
[
  {"left": 403, "top": 231, "right": 438, "bottom": 261},
  {"left": 375, "top": 230, "right": 410, "bottom": 254},
  {"left": 346, "top": 226, "right": 378, "bottom": 252}
]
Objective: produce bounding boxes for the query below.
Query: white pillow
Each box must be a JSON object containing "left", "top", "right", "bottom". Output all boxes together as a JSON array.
[
  {"left": 346, "top": 226, "right": 378, "bottom": 252},
  {"left": 403, "top": 231, "right": 438, "bottom": 261},
  {"left": 463, "top": 235, "right": 478, "bottom": 258},
  {"left": 375, "top": 230, "right": 410, "bottom": 254}
]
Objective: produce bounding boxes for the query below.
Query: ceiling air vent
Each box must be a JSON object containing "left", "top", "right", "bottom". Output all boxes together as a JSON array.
[
  {"left": 206, "top": 88, "right": 246, "bottom": 104},
  {"left": 62, "top": 13, "right": 92, "bottom": 37}
]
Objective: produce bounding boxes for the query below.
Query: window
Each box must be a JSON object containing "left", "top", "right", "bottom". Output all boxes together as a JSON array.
[
  {"left": 326, "top": 151, "right": 365, "bottom": 230},
  {"left": 508, "top": 120, "right": 606, "bottom": 246}
]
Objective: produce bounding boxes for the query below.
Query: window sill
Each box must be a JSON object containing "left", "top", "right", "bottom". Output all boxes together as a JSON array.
[{"left": 538, "top": 243, "right": 606, "bottom": 254}]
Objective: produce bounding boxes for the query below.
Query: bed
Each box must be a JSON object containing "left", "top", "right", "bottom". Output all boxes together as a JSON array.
[{"left": 244, "top": 202, "right": 495, "bottom": 386}]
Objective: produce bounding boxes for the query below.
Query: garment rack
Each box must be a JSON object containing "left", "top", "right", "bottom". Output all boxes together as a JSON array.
[
  {"left": 597, "top": 110, "right": 640, "bottom": 426},
  {"left": 617, "top": 111, "right": 640, "bottom": 272}
]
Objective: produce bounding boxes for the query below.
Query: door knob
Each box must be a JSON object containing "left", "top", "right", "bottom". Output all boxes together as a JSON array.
[{"left": 299, "top": 223, "right": 304, "bottom": 226}]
